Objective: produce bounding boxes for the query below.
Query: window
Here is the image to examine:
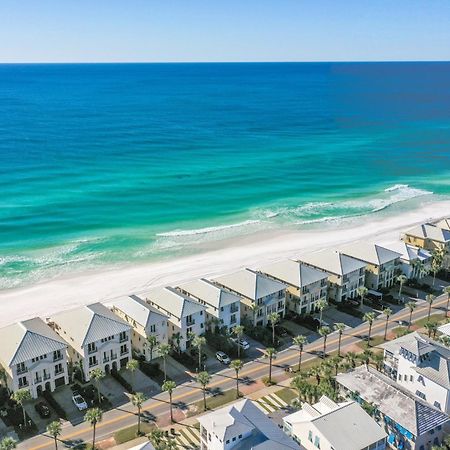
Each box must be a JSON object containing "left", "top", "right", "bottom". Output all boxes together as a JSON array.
[
  {"left": 232, "top": 437, "right": 236, "bottom": 442},
  {"left": 308, "top": 431, "right": 313, "bottom": 442},
  {"left": 120, "top": 344, "right": 128, "bottom": 355},
  {"left": 119, "top": 331, "right": 127, "bottom": 342},
  {"left": 53, "top": 350, "right": 63, "bottom": 361},
  {"left": 150, "top": 324, "right": 156, "bottom": 333},
  {"left": 434, "top": 401, "right": 441, "bottom": 410},
  {"left": 88, "top": 342, "right": 97, "bottom": 354},
  {"left": 410, "top": 375, "right": 413, "bottom": 381},
  {"left": 88, "top": 356, "right": 97, "bottom": 367},
  {"left": 314, "top": 436, "right": 320, "bottom": 448},
  {"left": 226, "top": 440, "right": 230, "bottom": 444},
  {"left": 238, "top": 435, "right": 242, "bottom": 439},
  {"left": 55, "top": 363, "right": 63, "bottom": 375}
]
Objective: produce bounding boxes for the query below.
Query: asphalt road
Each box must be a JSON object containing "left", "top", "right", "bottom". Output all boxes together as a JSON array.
[{"left": 20, "top": 294, "right": 448, "bottom": 450}]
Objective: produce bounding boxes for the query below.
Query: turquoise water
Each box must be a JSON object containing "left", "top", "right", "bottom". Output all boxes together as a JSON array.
[{"left": 1, "top": 62, "right": 450, "bottom": 288}]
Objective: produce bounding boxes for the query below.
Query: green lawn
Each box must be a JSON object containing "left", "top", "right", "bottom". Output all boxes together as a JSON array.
[
  {"left": 275, "top": 387, "right": 298, "bottom": 404},
  {"left": 356, "top": 335, "right": 386, "bottom": 350},
  {"left": 414, "top": 313, "right": 446, "bottom": 329},
  {"left": 114, "top": 422, "right": 155, "bottom": 444},
  {"left": 187, "top": 389, "right": 238, "bottom": 416}
]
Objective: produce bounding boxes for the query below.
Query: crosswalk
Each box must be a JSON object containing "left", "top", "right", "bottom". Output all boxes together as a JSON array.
[
  {"left": 253, "top": 392, "right": 288, "bottom": 414},
  {"left": 173, "top": 426, "right": 201, "bottom": 449}
]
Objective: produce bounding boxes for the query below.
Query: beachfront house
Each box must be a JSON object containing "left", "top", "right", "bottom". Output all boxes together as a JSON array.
[
  {"left": 299, "top": 250, "right": 366, "bottom": 303},
  {"left": 380, "top": 331, "right": 450, "bottom": 414},
  {"left": 283, "top": 395, "right": 387, "bottom": 450},
  {"left": 144, "top": 286, "right": 206, "bottom": 352},
  {"left": 111, "top": 295, "right": 168, "bottom": 361},
  {"left": 259, "top": 259, "right": 328, "bottom": 315},
  {"left": 339, "top": 242, "right": 402, "bottom": 290},
  {"left": 0, "top": 318, "right": 69, "bottom": 398},
  {"left": 198, "top": 398, "right": 301, "bottom": 450},
  {"left": 50, "top": 302, "right": 132, "bottom": 381},
  {"left": 436, "top": 218, "right": 450, "bottom": 231},
  {"left": 336, "top": 366, "right": 449, "bottom": 450},
  {"left": 213, "top": 268, "right": 287, "bottom": 327},
  {"left": 385, "top": 242, "right": 432, "bottom": 279},
  {"left": 177, "top": 278, "right": 241, "bottom": 331}
]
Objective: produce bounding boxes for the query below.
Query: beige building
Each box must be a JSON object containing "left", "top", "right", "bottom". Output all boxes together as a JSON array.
[
  {"left": 386, "top": 242, "right": 432, "bottom": 279},
  {"left": 111, "top": 295, "right": 168, "bottom": 361},
  {"left": 259, "top": 259, "right": 328, "bottom": 315},
  {"left": 436, "top": 218, "right": 450, "bottom": 231}
]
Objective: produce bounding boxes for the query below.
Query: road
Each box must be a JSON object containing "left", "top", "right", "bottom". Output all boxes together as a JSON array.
[{"left": 21, "top": 294, "right": 448, "bottom": 450}]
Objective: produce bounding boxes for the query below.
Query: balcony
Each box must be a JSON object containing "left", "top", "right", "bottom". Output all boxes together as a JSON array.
[
  {"left": 18, "top": 381, "right": 29, "bottom": 388},
  {"left": 53, "top": 354, "right": 63, "bottom": 362},
  {"left": 88, "top": 361, "right": 98, "bottom": 368},
  {"left": 34, "top": 377, "right": 42, "bottom": 384},
  {"left": 103, "top": 357, "right": 110, "bottom": 363},
  {"left": 119, "top": 335, "right": 128, "bottom": 343},
  {"left": 230, "top": 305, "right": 239, "bottom": 314},
  {"left": 17, "top": 367, "right": 28, "bottom": 375},
  {"left": 43, "top": 373, "right": 51, "bottom": 381},
  {"left": 186, "top": 319, "right": 195, "bottom": 326},
  {"left": 88, "top": 347, "right": 98, "bottom": 355},
  {"left": 111, "top": 353, "right": 118, "bottom": 360},
  {"left": 55, "top": 368, "right": 64, "bottom": 376},
  {"left": 120, "top": 348, "right": 129, "bottom": 356}
]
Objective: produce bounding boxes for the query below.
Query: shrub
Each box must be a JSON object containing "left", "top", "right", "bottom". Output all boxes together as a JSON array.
[
  {"left": 262, "top": 376, "right": 275, "bottom": 386},
  {"left": 111, "top": 370, "right": 134, "bottom": 394},
  {"left": 139, "top": 361, "right": 167, "bottom": 384},
  {"left": 42, "top": 390, "right": 67, "bottom": 420},
  {"left": 336, "top": 304, "right": 364, "bottom": 319}
]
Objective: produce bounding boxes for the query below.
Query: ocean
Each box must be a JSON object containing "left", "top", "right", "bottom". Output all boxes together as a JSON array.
[{"left": 1, "top": 62, "right": 450, "bottom": 289}]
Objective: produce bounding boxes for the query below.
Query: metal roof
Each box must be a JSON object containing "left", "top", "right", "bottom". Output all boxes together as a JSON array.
[
  {"left": 111, "top": 295, "right": 167, "bottom": 328},
  {"left": 436, "top": 218, "right": 450, "bottom": 231},
  {"left": 404, "top": 223, "right": 450, "bottom": 243},
  {"left": 339, "top": 241, "right": 402, "bottom": 266},
  {"left": 299, "top": 249, "right": 366, "bottom": 276},
  {"left": 384, "top": 242, "right": 431, "bottom": 263}
]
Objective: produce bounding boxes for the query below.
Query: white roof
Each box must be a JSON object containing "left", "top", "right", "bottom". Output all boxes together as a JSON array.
[
  {"left": 178, "top": 278, "right": 241, "bottom": 309},
  {"left": 214, "top": 269, "right": 286, "bottom": 301},
  {"left": 385, "top": 242, "right": 431, "bottom": 263},
  {"left": 198, "top": 399, "right": 299, "bottom": 449},
  {"left": 144, "top": 286, "right": 205, "bottom": 320},
  {"left": 339, "top": 241, "right": 402, "bottom": 266},
  {"left": 0, "top": 317, "right": 67, "bottom": 367},
  {"left": 299, "top": 249, "right": 366, "bottom": 276},
  {"left": 111, "top": 295, "right": 167, "bottom": 328},
  {"left": 405, "top": 223, "right": 450, "bottom": 243},
  {"left": 284, "top": 396, "right": 386, "bottom": 450},
  {"left": 51, "top": 303, "right": 131, "bottom": 353},
  {"left": 259, "top": 259, "right": 327, "bottom": 289},
  {"left": 438, "top": 322, "right": 450, "bottom": 337},
  {"left": 436, "top": 218, "right": 450, "bottom": 231}
]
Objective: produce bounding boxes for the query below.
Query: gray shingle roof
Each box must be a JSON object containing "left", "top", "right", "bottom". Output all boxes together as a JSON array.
[
  {"left": 111, "top": 295, "right": 167, "bottom": 328},
  {"left": 339, "top": 241, "right": 402, "bottom": 266},
  {"left": 299, "top": 249, "right": 366, "bottom": 276}
]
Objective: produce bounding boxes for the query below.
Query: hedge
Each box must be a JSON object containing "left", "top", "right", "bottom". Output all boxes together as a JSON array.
[
  {"left": 111, "top": 370, "right": 134, "bottom": 394},
  {"left": 43, "top": 390, "right": 67, "bottom": 420}
]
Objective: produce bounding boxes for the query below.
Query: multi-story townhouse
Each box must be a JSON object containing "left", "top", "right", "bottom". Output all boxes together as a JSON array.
[
  {"left": 50, "top": 302, "right": 132, "bottom": 381},
  {"left": 143, "top": 286, "right": 206, "bottom": 352},
  {"left": 111, "top": 295, "right": 168, "bottom": 361},
  {"left": 283, "top": 395, "right": 387, "bottom": 450},
  {"left": 336, "top": 366, "right": 449, "bottom": 450},
  {"left": 339, "top": 242, "right": 402, "bottom": 290},
  {"left": 380, "top": 332, "right": 450, "bottom": 414},
  {"left": 198, "top": 398, "right": 301, "bottom": 450},
  {"left": 385, "top": 242, "right": 432, "bottom": 279},
  {"left": 177, "top": 278, "right": 241, "bottom": 332},
  {"left": 0, "top": 318, "right": 69, "bottom": 398},
  {"left": 299, "top": 250, "right": 366, "bottom": 302},
  {"left": 213, "top": 268, "right": 287, "bottom": 327},
  {"left": 436, "top": 218, "right": 450, "bottom": 231},
  {"left": 259, "top": 259, "right": 328, "bottom": 315}
]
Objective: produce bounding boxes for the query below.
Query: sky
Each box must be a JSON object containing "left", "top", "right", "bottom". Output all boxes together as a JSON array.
[{"left": 1, "top": 0, "right": 449, "bottom": 63}]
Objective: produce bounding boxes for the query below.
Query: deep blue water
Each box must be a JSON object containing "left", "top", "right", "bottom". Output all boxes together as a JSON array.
[{"left": 1, "top": 62, "right": 450, "bottom": 288}]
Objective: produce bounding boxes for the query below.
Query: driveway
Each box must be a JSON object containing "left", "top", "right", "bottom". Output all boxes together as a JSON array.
[
  {"left": 24, "top": 399, "right": 57, "bottom": 433},
  {"left": 52, "top": 385, "right": 85, "bottom": 425},
  {"left": 120, "top": 369, "right": 160, "bottom": 397},
  {"left": 99, "top": 376, "right": 129, "bottom": 407}
]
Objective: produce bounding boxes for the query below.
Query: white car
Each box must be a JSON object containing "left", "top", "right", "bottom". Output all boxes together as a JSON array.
[
  {"left": 72, "top": 393, "right": 88, "bottom": 411},
  {"left": 216, "top": 351, "right": 231, "bottom": 365},
  {"left": 231, "top": 337, "right": 250, "bottom": 350}
]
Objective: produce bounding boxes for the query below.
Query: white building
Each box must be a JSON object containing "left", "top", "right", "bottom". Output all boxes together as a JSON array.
[
  {"left": 380, "top": 332, "right": 450, "bottom": 413},
  {"left": 0, "top": 318, "right": 69, "bottom": 398},
  {"left": 111, "top": 295, "right": 168, "bottom": 361},
  {"left": 198, "top": 398, "right": 301, "bottom": 450},
  {"left": 259, "top": 260, "right": 328, "bottom": 315},
  {"left": 50, "top": 303, "right": 132, "bottom": 381},
  {"left": 385, "top": 242, "right": 432, "bottom": 279},
  {"left": 214, "top": 269, "right": 287, "bottom": 327},
  {"left": 436, "top": 218, "right": 450, "bottom": 231},
  {"left": 144, "top": 286, "right": 206, "bottom": 352},
  {"left": 339, "top": 242, "right": 402, "bottom": 290},
  {"left": 299, "top": 250, "right": 366, "bottom": 302},
  {"left": 177, "top": 279, "right": 241, "bottom": 332},
  {"left": 336, "top": 366, "right": 449, "bottom": 450},
  {"left": 283, "top": 395, "right": 387, "bottom": 450}
]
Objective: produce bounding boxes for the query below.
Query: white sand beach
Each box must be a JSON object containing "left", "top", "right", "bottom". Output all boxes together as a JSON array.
[{"left": 0, "top": 199, "right": 449, "bottom": 328}]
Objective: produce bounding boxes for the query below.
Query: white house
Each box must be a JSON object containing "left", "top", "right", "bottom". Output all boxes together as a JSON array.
[
  {"left": 144, "top": 286, "right": 206, "bottom": 352},
  {"left": 380, "top": 332, "right": 450, "bottom": 414},
  {"left": 259, "top": 260, "right": 328, "bottom": 315},
  {"left": 385, "top": 242, "right": 432, "bottom": 279},
  {"left": 0, "top": 318, "right": 69, "bottom": 398},
  {"left": 50, "top": 303, "right": 132, "bottom": 381},
  {"left": 213, "top": 268, "right": 287, "bottom": 327},
  {"left": 299, "top": 250, "right": 366, "bottom": 302},
  {"left": 339, "top": 242, "right": 402, "bottom": 290},
  {"left": 283, "top": 395, "right": 387, "bottom": 450},
  {"left": 198, "top": 398, "right": 301, "bottom": 450},
  {"left": 111, "top": 295, "right": 169, "bottom": 361},
  {"left": 177, "top": 278, "right": 241, "bottom": 331}
]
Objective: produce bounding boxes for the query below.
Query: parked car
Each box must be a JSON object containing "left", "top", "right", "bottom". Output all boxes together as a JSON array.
[
  {"left": 72, "top": 392, "right": 88, "bottom": 411},
  {"left": 34, "top": 402, "right": 51, "bottom": 418},
  {"left": 230, "top": 337, "right": 250, "bottom": 350},
  {"left": 64, "top": 439, "right": 85, "bottom": 449},
  {"left": 216, "top": 351, "right": 231, "bottom": 365},
  {"left": 396, "top": 320, "right": 408, "bottom": 327}
]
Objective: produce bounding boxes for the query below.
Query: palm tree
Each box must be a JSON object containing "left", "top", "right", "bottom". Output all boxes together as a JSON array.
[
  {"left": 162, "top": 380, "right": 177, "bottom": 423},
  {"left": 316, "top": 299, "right": 328, "bottom": 326},
  {"left": 248, "top": 303, "right": 258, "bottom": 325},
  {"left": 372, "top": 352, "right": 384, "bottom": 372},
  {"left": 424, "top": 322, "right": 438, "bottom": 339},
  {"left": 329, "top": 355, "right": 341, "bottom": 376},
  {"left": 440, "top": 335, "right": 450, "bottom": 347},
  {"left": 157, "top": 343, "right": 171, "bottom": 380},
  {"left": 89, "top": 368, "right": 105, "bottom": 404},
  {"left": 197, "top": 371, "right": 211, "bottom": 411},
  {"left": 131, "top": 392, "right": 147, "bottom": 435},
  {"left": 431, "top": 249, "right": 444, "bottom": 285},
  {"left": 11, "top": 388, "right": 31, "bottom": 426},
  {"left": 344, "top": 351, "right": 358, "bottom": 368},
  {"left": 126, "top": 359, "right": 139, "bottom": 392},
  {"left": 146, "top": 335, "right": 159, "bottom": 361},
  {"left": 267, "top": 312, "right": 280, "bottom": 345},
  {"left": 309, "top": 366, "right": 321, "bottom": 385},
  {"left": 290, "top": 375, "right": 309, "bottom": 402},
  {"left": 265, "top": 348, "right": 277, "bottom": 384},
  {"left": 333, "top": 323, "right": 346, "bottom": 356},
  {"left": 0, "top": 368, "right": 7, "bottom": 390},
  {"left": 405, "top": 301, "right": 416, "bottom": 330},
  {"left": 84, "top": 407, "right": 103, "bottom": 450},
  {"left": 230, "top": 359, "right": 243, "bottom": 399},
  {"left": 172, "top": 332, "right": 183, "bottom": 354},
  {"left": 363, "top": 312, "right": 377, "bottom": 346},
  {"left": 232, "top": 325, "right": 245, "bottom": 358},
  {"left": 292, "top": 335, "right": 307, "bottom": 372},
  {"left": 318, "top": 326, "right": 331, "bottom": 357},
  {"left": 164, "top": 436, "right": 178, "bottom": 450},
  {"left": 46, "top": 420, "right": 62, "bottom": 449},
  {"left": 426, "top": 294, "right": 436, "bottom": 322},
  {"left": 357, "top": 286, "right": 368, "bottom": 306},
  {"left": 382, "top": 307, "right": 392, "bottom": 340},
  {"left": 397, "top": 274, "right": 407, "bottom": 298},
  {"left": 0, "top": 437, "right": 17, "bottom": 450},
  {"left": 192, "top": 335, "right": 207, "bottom": 371},
  {"left": 148, "top": 429, "right": 165, "bottom": 450},
  {"left": 443, "top": 286, "right": 450, "bottom": 318}
]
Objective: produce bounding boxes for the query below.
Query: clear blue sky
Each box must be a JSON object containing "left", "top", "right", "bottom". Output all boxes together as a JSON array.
[{"left": 1, "top": 0, "right": 449, "bottom": 63}]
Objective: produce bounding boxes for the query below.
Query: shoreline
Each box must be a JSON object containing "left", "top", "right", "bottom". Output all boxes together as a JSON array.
[{"left": 0, "top": 199, "right": 449, "bottom": 328}]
